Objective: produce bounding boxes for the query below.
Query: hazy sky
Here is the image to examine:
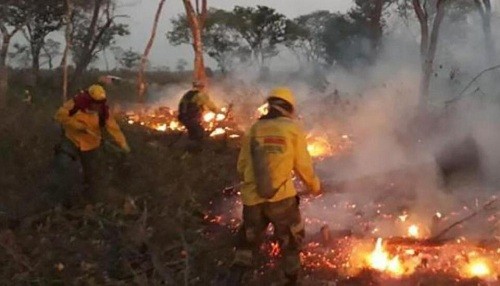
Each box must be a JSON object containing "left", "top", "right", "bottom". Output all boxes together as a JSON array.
[{"left": 114, "top": 0, "right": 353, "bottom": 70}]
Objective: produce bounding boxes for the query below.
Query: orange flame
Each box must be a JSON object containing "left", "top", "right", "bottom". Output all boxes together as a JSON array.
[
  {"left": 307, "top": 135, "right": 333, "bottom": 158},
  {"left": 367, "top": 238, "right": 405, "bottom": 277}
]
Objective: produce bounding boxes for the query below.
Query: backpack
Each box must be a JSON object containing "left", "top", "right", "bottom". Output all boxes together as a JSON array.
[
  {"left": 69, "top": 90, "right": 108, "bottom": 127},
  {"left": 178, "top": 90, "right": 200, "bottom": 122}
]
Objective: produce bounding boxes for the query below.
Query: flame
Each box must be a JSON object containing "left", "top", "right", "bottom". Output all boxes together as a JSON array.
[
  {"left": 257, "top": 103, "right": 269, "bottom": 116},
  {"left": 369, "top": 238, "right": 391, "bottom": 271},
  {"left": 216, "top": 113, "right": 226, "bottom": 121},
  {"left": 203, "top": 112, "right": 216, "bottom": 122},
  {"left": 466, "top": 260, "right": 491, "bottom": 278},
  {"left": 306, "top": 135, "right": 333, "bottom": 158},
  {"left": 155, "top": 123, "right": 167, "bottom": 132},
  {"left": 398, "top": 214, "right": 409, "bottom": 222},
  {"left": 169, "top": 120, "right": 180, "bottom": 130},
  {"left": 407, "top": 224, "right": 420, "bottom": 238},
  {"left": 367, "top": 238, "right": 404, "bottom": 277},
  {"left": 210, "top": 128, "right": 226, "bottom": 137}
]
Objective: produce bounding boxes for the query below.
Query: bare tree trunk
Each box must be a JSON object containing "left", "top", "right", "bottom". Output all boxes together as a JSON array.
[
  {"left": 0, "top": 31, "right": 12, "bottom": 109},
  {"left": 419, "top": 0, "right": 446, "bottom": 109},
  {"left": 474, "top": 0, "right": 495, "bottom": 63},
  {"left": 413, "top": 0, "right": 446, "bottom": 111},
  {"left": 182, "top": 0, "right": 207, "bottom": 86},
  {"left": 62, "top": 0, "right": 73, "bottom": 102},
  {"left": 370, "top": 0, "right": 384, "bottom": 55},
  {"left": 412, "top": 0, "right": 429, "bottom": 58},
  {"left": 137, "top": 0, "right": 166, "bottom": 102},
  {"left": 70, "top": 0, "right": 104, "bottom": 87}
]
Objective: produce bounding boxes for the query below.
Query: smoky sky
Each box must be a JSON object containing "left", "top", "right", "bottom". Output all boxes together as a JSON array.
[{"left": 114, "top": 0, "right": 353, "bottom": 70}]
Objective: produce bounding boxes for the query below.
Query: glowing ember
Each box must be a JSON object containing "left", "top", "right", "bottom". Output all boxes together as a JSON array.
[
  {"left": 307, "top": 135, "right": 333, "bottom": 158},
  {"left": 407, "top": 224, "right": 420, "bottom": 238},
  {"left": 398, "top": 214, "right": 409, "bottom": 222},
  {"left": 127, "top": 120, "right": 134, "bottom": 125},
  {"left": 270, "top": 242, "right": 281, "bottom": 257}
]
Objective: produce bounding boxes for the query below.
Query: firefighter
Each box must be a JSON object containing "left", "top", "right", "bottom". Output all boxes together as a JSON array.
[
  {"left": 177, "top": 81, "right": 219, "bottom": 144},
  {"left": 54, "top": 84, "right": 130, "bottom": 201},
  {"left": 226, "top": 87, "right": 321, "bottom": 285}
]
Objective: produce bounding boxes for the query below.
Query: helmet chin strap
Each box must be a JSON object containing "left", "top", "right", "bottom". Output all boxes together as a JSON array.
[{"left": 269, "top": 104, "right": 294, "bottom": 119}]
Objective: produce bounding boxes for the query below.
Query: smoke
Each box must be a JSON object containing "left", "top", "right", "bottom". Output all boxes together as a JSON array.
[
  {"left": 288, "top": 13, "right": 500, "bottom": 239},
  {"left": 130, "top": 4, "right": 499, "bottom": 240}
]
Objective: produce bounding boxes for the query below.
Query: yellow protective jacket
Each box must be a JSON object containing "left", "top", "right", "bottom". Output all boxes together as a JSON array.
[
  {"left": 237, "top": 117, "right": 321, "bottom": 206},
  {"left": 54, "top": 99, "right": 129, "bottom": 152},
  {"left": 190, "top": 89, "right": 218, "bottom": 113}
]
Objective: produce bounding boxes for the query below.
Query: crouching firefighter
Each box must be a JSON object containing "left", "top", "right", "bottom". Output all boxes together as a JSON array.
[
  {"left": 178, "top": 81, "right": 219, "bottom": 145},
  {"left": 54, "top": 84, "right": 130, "bottom": 201},
  {"left": 226, "top": 87, "right": 321, "bottom": 285}
]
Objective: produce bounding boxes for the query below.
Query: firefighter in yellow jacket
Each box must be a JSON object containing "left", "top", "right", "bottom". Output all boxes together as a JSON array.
[
  {"left": 227, "top": 87, "right": 321, "bottom": 285},
  {"left": 54, "top": 84, "right": 130, "bottom": 199},
  {"left": 178, "top": 81, "right": 219, "bottom": 142}
]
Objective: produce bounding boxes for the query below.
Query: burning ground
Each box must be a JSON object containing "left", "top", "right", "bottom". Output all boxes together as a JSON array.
[
  {"left": 117, "top": 80, "right": 499, "bottom": 285},
  {"left": 0, "top": 75, "right": 499, "bottom": 285}
]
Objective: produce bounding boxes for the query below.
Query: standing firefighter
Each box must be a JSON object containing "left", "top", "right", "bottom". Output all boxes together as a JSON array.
[
  {"left": 54, "top": 84, "right": 130, "bottom": 201},
  {"left": 227, "top": 87, "right": 321, "bottom": 285},
  {"left": 178, "top": 81, "right": 219, "bottom": 143}
]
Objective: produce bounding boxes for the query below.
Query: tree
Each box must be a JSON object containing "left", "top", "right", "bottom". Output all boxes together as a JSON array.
[
  {"left": 9, "top": 43, "right": 31, "bottom": 68},
  {"left": 181, "top": 0, "right": 208, "bottom": 86},
  {"left": 229, "top": 6, "right": 288, "bottom": 66},
  {"left": 474, "top": 0, "right": 494, "bottom": 63},
  {"left": 62, "top": 0, "right": 73, "bottom": 101},
  {"left": 117, "top": 48, "right": 141, "bottom": 70},
  {"left": 23, "top": 0, "right": 64, "bottom": 82},
  {"left": 412, "top": 0, "right": 448, "bottom": 109},
  {"left": 0, "top": 0, "right": 34, "bottom": 108},
  {"left": 70, "top": 0, "right": 129, "bottom": 86},
  {"left": 41, "top": 39, "right": 61, "bottom": 70},
  {"left": 176, "top": 58, "right": 188, "bottom": 72},
  {"left": 137, "top": 0, "right": 166, "bottom": 101},
  {"left": 168, "top": 8, "right": 242, "bottom": 73},
  {"left": 285, "top": 10, "right": 333, "bottom": 65},
  {"left": 349, "top": 0, "right": 395, "bottom": 58},
  {"left": 321, "top": 13, "right": 373, "bottom": 68}
]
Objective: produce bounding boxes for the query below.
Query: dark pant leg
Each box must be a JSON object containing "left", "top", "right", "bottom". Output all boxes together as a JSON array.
[
  {"left": 233, "top": 203, "right": 269, "bottom": 268},
  {"left": 264, "top": 197, "right": 304, "bottom": 278},
  {"left": 79, "top": 149, "right": 100, "bottom": 201},
  {"left": 185, "top": 120, "right": 205, "bottom": 141}
]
